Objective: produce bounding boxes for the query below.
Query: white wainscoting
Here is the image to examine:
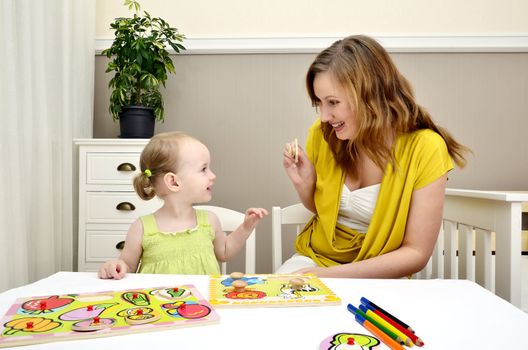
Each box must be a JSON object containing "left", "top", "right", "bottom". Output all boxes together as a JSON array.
[{"left": 95, "top": 35, "right": 528, "bottom": 55}]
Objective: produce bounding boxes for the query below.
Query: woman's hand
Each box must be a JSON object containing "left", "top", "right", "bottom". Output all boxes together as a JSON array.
[
  {"left": 283, "top": 141, "right": 316, "bottom": 187},
  {"left": 283, "top": 140, "right": 317, "bottom": 211}
]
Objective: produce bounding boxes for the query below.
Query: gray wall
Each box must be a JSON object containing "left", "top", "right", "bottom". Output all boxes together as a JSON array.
[{"left": 94, "top": 52, "right": 528, "bottom": 273}]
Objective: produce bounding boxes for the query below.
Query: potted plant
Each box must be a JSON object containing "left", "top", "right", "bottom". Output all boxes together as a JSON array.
[{"left": 102, "top": 0, "right": 185, "bottom": 138}]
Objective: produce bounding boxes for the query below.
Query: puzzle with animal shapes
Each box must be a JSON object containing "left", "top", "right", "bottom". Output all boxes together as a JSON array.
[
  {"left": 209, "top": 273, "right": 341, "bottom": 307},
  {"left": 0, "top": 285, "right": 218, "bottom": 348}
]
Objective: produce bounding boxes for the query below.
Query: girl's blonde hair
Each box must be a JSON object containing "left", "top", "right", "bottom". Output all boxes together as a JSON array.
[
  {"left": 306, "top": 35, "right": 469, "bottom": 177},
  {"left": 133, "top": 131, "right": 195, "bottom": 200}
]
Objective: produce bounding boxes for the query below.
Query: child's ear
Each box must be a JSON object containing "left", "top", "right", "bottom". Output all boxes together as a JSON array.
[{"left": 164, "top": 172, "right": 180, "bottom": 191}]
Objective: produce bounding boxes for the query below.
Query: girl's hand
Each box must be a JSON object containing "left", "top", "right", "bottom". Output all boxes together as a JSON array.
[
  {"left": 283, "top": 141, "right": 316, "bottom": 188},
  {"left": 98, "top": 259, "right": 129, "bottom": 280},
  {"left": 242, "top": 208, "right": 269, "bottom": 231}
]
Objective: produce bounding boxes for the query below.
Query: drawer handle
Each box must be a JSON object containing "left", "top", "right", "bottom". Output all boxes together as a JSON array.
[
  {"left": 117, "top": 163, "right": 136, "bottom": 172},
  {"left": 116, "top": 241, "right": 125, "bottom": 250},
  {"left": 116, "top": 202, "right": 136, "bottom": 211}
]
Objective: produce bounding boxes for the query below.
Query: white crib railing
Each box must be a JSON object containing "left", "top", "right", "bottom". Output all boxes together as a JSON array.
[{"left": 414, "top": 189, "right": 528, "bottom": 308}]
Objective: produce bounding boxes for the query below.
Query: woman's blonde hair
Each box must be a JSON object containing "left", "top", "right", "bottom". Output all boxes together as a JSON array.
[
  {"left": 306, "top": 35, "right": 469, "bottom": 177},
  {"left": 133, "top": 131, "right": 195, "bottom": 200}
]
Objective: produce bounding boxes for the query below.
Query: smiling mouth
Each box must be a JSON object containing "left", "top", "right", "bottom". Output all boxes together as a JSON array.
[{"left": 331, "top": 122, "right": 345, "bottom": 131}]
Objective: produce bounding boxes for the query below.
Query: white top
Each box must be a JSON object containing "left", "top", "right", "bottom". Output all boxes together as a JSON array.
[{"left": 337, "top": 183, "right": 381, "bottom": 233}]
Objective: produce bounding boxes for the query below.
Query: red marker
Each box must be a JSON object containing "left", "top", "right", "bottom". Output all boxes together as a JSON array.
[
  {"left": 360, "top": 297, "right": 424, "bottom": 346},
  {"left": 87, "top": 305, "right": 93, "bottom": 311},
  {"left": 26, "top": 322, "right": 34, "bottom": 329},
  {"left": 93, "top": 316, "right": 100, "bottom": 324},
  {"left": 373, "top": 306, "right": 424, "bottom": 346}
]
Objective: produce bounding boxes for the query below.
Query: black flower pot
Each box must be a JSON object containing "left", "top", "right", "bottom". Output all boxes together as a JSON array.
[{"left": 119, "top": 106, "right": 155, "bottom": 138}]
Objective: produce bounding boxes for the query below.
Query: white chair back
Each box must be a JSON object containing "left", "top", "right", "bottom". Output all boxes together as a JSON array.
[{"left": 271, "top": 203, "right": 313, "bottom": 272}]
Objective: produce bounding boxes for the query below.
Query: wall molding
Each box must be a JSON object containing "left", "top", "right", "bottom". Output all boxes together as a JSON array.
[{"left": 95, "top": 35, "right": 528, "bottom": 55}]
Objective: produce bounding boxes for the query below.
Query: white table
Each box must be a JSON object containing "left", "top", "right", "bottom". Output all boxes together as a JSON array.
[{"left": 1, "top": 272, "right": 527, "bottom": 349}]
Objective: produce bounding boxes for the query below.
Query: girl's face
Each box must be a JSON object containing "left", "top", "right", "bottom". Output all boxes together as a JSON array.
[
  {"left": 175, "top": 139, "right": 216, "bottom": 203},
  {"left": 313, "top": 71, "right": 358, "bottom": 140}
]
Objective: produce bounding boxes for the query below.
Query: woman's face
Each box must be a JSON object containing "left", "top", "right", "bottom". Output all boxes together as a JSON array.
[{"left": 313, "top": 72, "right": 358, "bottom": 140}]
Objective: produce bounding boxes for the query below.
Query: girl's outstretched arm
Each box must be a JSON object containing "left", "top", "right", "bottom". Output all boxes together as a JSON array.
[
  {"left": 98, "top": 218, "right": 143, "bottom": 279},
  {"left": 211, "top": 208, "right": 268, "bottom": 262}
]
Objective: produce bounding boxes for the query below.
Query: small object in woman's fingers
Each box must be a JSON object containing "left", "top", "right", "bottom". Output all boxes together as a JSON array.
[
  {"left": 287, "top": 138, "right": 299, "bottom": 163},
  {"left": 286, "top": 143, "right": 292, "bottom": 157},
  {"left": 294, "top": 138, "right": 298, "bottom": 163}
]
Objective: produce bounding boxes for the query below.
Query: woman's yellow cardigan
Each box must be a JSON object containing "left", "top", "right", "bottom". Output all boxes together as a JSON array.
[{"left": 295, "top": 120, "right": 454, "bottom": 267}]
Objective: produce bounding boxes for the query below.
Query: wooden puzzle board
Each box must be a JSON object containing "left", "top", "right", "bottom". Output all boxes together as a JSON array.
[
  {"left": 209, "top": 274, "right": 341, "bottom": 307},
  {"left": 0, "top": 284, "right": 219, "bottom": 348}
]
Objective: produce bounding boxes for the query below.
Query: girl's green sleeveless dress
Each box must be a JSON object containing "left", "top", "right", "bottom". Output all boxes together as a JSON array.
[{"left": 138, "top": 209, "right": 220, "bottom": 275}]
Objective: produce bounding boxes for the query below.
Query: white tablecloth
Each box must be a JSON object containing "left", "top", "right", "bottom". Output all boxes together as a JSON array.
[{"left": 1, "top": 272, "right": 527, "bottom": 349}]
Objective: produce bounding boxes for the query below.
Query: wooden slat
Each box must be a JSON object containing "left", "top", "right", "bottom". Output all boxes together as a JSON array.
[
  {"left": 494, "top": 202, "right": 523, "bottom": 306},
  {"left": 443, "top": 220, "right": 457, "bottom": 278},
  {"left": 475, "top": 227, "right": 493, "bottom": 291},
  {"left": 431, "top": 223, "right": 444, "bottom": 278},
  {"left": 458, "top": 224, "right": 474, "bottom": 281}
]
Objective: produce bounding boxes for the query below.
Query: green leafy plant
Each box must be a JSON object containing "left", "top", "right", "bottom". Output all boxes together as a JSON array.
[{"left": 102, "top": 0, "right": 185, "bottom": 122}]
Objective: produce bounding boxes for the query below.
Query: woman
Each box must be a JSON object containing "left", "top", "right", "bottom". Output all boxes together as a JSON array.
[{"left": 279, "top": 35, "right": 469, "bottom": 278}]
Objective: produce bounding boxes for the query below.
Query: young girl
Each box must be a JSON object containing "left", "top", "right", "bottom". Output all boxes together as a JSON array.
[{"left": 98, "top": 132, "right": 268, "bottom": 279}]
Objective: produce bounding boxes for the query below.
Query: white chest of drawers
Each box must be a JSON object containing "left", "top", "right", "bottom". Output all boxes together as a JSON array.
[{"left": 75, "top": 139, "right": 162, "bottom": 272}]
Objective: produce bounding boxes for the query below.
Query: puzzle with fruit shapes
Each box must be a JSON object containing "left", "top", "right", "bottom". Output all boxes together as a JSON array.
[
  {"left": 0, "top": 285, "right": 218, "bottom": 348},
  {"left": 209, "top": 273, "right": 341, "bottom": 307}
]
